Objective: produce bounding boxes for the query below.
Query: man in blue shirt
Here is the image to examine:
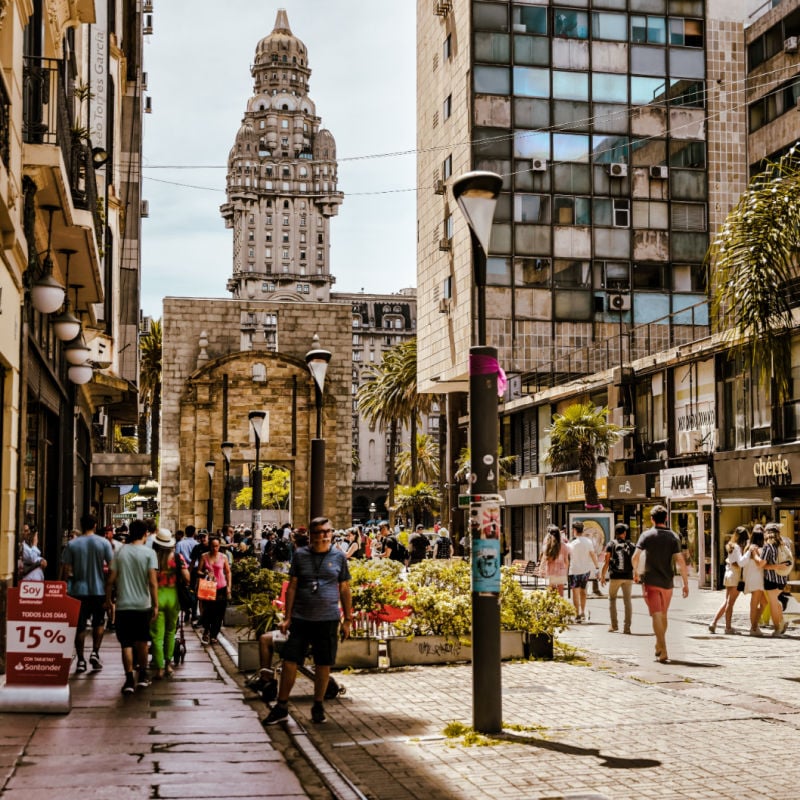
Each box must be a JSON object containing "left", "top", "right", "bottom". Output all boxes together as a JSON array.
[
  {"left": 62, "top": 514, "right": 114, "bottom": 674},
  {"left": 263, "top": 516, "right": 352, "bottom": 726}
]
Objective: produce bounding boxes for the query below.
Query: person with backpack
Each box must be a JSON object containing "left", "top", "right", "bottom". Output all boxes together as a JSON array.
[
  {"left": 600, "top": 522, "right": 635, "bottom": 634},
  {"left": 433, "top": 528, "right": 452, "bottom": 560},
  {"left": 380, "top": 522, "right": 409, "bottom": 566},
  {"left": 408, "top": 524, "right": 430, "bottom": 566}
]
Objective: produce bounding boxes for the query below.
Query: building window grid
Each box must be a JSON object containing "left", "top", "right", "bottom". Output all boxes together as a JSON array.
[{"left": 468, "top": 1, "right": 709, "bottom": 302}]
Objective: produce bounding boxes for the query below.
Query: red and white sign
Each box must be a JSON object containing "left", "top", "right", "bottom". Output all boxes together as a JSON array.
[{"left": 6, "top": 581, "right": 80, "bottom": 686}]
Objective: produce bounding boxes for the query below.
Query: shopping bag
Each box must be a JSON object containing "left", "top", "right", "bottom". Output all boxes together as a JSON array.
[{"left": 197, "top": 577, "right": 217, "bottom": 601}]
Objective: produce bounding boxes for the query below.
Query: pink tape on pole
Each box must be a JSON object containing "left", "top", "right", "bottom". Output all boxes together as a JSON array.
[{"left": 469, "top": 353, "right": 508, "bottom": 397}]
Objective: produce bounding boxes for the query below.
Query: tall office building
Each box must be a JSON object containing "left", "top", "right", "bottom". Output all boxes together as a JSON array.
[{"left": 417, "top": 0, "right": 749, "bottom": 393}]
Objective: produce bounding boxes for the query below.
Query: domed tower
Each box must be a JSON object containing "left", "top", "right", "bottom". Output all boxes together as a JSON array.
[{"left": 221, "top": 9, "right": 343, "bottom": 303}]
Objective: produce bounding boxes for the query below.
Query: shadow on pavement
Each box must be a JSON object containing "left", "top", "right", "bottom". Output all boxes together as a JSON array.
[{"left": 494, "top": 732, "right": 661, "bottom": 769}]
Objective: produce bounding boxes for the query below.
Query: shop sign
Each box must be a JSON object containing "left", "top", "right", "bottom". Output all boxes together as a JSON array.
[
  {"left": 5, "top": 581, "right": 80, "bottom": 686},
  {"left": 566, "top": 477, "right": 607, "bottom": 503},
  {"left": 660, "top": 465, "right": 708, "bottom": 498},
  {"left": 608, "top": 474, "right": 647, "bottom": 500},
  {"left": 753, "top": 454, "right": 793, "bottom": 487}
]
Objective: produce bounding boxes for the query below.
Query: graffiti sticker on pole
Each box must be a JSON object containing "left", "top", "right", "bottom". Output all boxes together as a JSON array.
[{"left": 470, "top": 494, "right": 504, "bottom": 593}]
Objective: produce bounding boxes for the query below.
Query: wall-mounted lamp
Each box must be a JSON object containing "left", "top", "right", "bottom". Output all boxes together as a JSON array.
[
  {"left": 64, "top": 334, "right": 91, "bottom": 366},
  {"left": 30, "top": 205, "right": 66, "bottom": 314},
  {"left": 91, "top": 147, "right": 109, "bottom": 169},
  {"left": 67, "top": 362, "right": 94, "bottom": 385},
  {"left": 51, "top": 253, "right": 81, "bottom": 342}
]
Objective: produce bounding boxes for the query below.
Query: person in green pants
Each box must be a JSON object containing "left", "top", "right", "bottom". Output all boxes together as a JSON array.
[{"left": 150, "top": 529, "right": 190, "bottom": 679}]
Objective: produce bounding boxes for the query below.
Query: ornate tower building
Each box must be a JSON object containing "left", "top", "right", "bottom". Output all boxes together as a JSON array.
[{"left": 221, "top": 10, "right": 343, "bottom": 303}]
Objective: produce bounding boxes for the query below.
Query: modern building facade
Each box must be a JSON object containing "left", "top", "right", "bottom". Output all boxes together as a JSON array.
[
  {"left": 416, "top": 0, "right": 800, "bottom": 580},
  {"left": 0, "top": 0, "right": 147, "bottom": 669}
]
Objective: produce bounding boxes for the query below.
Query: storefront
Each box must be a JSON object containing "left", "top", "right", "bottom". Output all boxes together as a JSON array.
[
  {"left": 660, "top": 464, "right": 715, "bottom": 589},
  {"left": 714, "top": 446, "right": 800, "bottom": 583},
  {"left": 606, "top": 473, "right": 648, "bottom": 541}
]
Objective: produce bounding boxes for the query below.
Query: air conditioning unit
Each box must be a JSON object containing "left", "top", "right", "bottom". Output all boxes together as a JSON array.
[
  {"left": 438, "top": 298, "right": 451, "bottom": 313},
  {"left": 531, "top": 158, "right": 548, "bottom": 172},
  {"left": 785, "top": 36, "right": 799, "bottom": 53},
  {"left": 607, "top": 292, "right": 631, "bottom": 311},
  {"left": 434, "top": 179, "right": 445, "bottom": 195},
  {"left": 438, "top": 238, "right": 451, "bottom": 251},
  {"left": 140, "top": 199, "right": 149, "bottom": 218},
  {"left": 649, "top": 165, "right": 669, "bottom": 179},
  {"left": 607, "top": 162, "right": 628, "bottom": 177},
  {"left": 434, "top": 0, "right": 452, "bottom": 16}
]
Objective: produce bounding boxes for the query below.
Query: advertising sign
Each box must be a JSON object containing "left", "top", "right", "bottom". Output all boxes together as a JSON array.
[{"left": 6, "top": 582, "right": 80, "bottom": 686}]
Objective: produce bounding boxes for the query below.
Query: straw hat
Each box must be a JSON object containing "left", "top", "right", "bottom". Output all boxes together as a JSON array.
[{"left": 153, "top": 528, "right": 176, "bottom": 548}]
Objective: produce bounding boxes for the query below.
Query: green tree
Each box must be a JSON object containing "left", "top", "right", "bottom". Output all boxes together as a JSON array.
[
  {"left": 139, "top": 319, "right": 162, "bottom": 476},
  {"left": 709, "top": 145, "right": 800, "bottom": 400},
  {"left": 357, "top": 338, "right": 434, "bottom": 524},
  {"left": 545, "top": 403, "right": 625, "bottom": 509},
  {"left": 396, "top": 434, "right": 439, "bottom": 484},
  {"left": 234, "top": 465, "right": 290, "bottom": 510},
  {"left": 394, "top": 482, "right": 441, "bottom": 524}
]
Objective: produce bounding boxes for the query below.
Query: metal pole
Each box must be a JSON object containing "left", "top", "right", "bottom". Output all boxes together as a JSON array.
[
  {"left": 310, "top": 385, "right": 325, "bottom": 519},
  {"left": 223, "top": 459, "right": 231, "bottom": 527},
  {"left": 206, "top": 473, "right": 213, "bottom": 532},
  {"left": 252, "top": 437, "right": 262, "bottom": 538}
]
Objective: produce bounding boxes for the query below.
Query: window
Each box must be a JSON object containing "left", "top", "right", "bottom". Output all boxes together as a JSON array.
[
  {"left": 283, "top": 249, "right": 289, "bottom": 259},
  {"left": 669, "top": 18, "right": 703, "bottom": 48},
  {"left": 554, "top": 196, "right": 591, "bottom": 225},
  {"left": 300, "top": 250, "right": 306, "bottom": 261},
  {"left": 443, "top": 34, "right": 452, "bottom": 61},
  {"left": 442, "top": 154, "right": 452, "bottom": 180},
  {"left": 631, "top": 15, "right": 666, "bottom": 44},
  {"left": 633, "top": 262, "right": 667, "bottom": 290},
  {"left": 514, "top": 66, "right": 550, "bottom": 98},
  {"left": 671, "top": 203, "right": 706, "bottom": 231},
  {"left": 513, "top": 5, "right": 547, "bottom": 34},
  {"left": 445, "top": 213, "right": 454, "bottom": 240},
  {"left": 553, "top": 72, "right": 589, "bottom": 102},
  {"left": 554, "top": 9, "right": 588, "bottom": 39},
  {"left": 591, "top": 12, "right": 627, "bottom": 41},
  {"left": 296, "top": 283, "right": 309, "bottom": 294},
  {"left": 475, "top": 65, "right": 510, "bottom": 94},
  {"left": 514, "top": 194, "right": 550, "bottom": 223},
  {"left": 262, "top": 281, "right": 275, "bottom": 292},
  {"left": 352, "top": 316, "right": 361, "bottom": 328},
  {"left": 353, "top": 334, "right": 361, "bottom": 346},
  {"left": 672, "top": 263, "right": 706, "bottom": 292},
  {"left": 282, "top": 233, "right": 289, "bottom": 243},
  {"left": 553, "top": 259, "right": 590, "bottom": 287},
  {"left": 603, "top": 261, "right": 630, "bottom": 290},
  {"left": 515, "top": 257, "right": 550, "bottom": 287},
  {"left": 281, "top": 119, "right": 288, "bottom": 129},
  {"left": 443, "top": 94, "right": 452, "bottom": 120},
  {"left": 487, "top": 257, "right": 512, "bottom": 285},
  {"left": 252, "top": 363, "right": 267, "bottom": 382},
  {"left": 443, "top": 275, "right": 452, "bottom": 299},
  {"left": 265, "top": 232, "right": 272, "bottom": 243},
  {"left": 283, "top": 215, "right": 290, "bottom": 225}
]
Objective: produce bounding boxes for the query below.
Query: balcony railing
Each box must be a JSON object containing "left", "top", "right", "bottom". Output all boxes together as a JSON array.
[
  {"left": 22, "top": 56, "right": 101, "bottom": 223},
  {"left": 521, "top": 300, "right": 711, "bottom": 394},
  {"left": 0, "top": 76, "right": 10, "bottom": 168}
]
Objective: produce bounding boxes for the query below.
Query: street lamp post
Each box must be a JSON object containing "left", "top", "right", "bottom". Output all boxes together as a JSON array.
[
  {"left": 248, "top": 410, "right": 267, "bottom": 539},
  {"left": 369, "top": 501, "right": 376, "bottom": 524},
  {"left": 305, "top": 334, "right": 332, "bottom": 520},
  {"left": 204, "top": 461, "right": 215, "bottom": 532},
  {"left": 221, "top": 441, "right": 233, "bottom": 526},
  {"left": 452, "top": 170, "right": 504, "bottom": 734}
]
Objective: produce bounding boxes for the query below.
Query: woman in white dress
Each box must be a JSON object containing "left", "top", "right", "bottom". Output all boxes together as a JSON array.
[
  {"left": 709, "top": 527, "right": 748, "bottom": 634},
  {"left": 740, "top": 526, "right": 766, "bottom": 636}
]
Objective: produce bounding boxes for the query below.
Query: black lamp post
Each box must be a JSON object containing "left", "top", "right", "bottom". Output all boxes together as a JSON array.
[
  {"left": 452, "top": 169, "right": 504, "bottom": 734},
  {"left": 221, "top": 441, "right": 233, "bottom": 527},
  {"left": 305, "top": 334, "right": 332, "bottom": 520},
  {"left": 248, "top": 410, "right": 267, "bottom": 538},
  {"left": 204, "top": 461, "right": 215, "bottom": 532}
]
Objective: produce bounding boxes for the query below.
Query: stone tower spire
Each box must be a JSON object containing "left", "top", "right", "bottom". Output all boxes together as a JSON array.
[{"left": 221, "top": 10, "right": 343, "bottom": 302}]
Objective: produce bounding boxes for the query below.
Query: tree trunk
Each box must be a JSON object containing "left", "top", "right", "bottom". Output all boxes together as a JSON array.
[
  {"left": 409, "top": 415, "right": 418, "bottom": 527},
  {"left": 579, "top": 443, "right": 600, "bottom": 508},
  {"left": 387, "top": 419, "right": 397, "bottom": 526},
  {"left": 150, "top": 384, "right": 161, "bottom": 479}
]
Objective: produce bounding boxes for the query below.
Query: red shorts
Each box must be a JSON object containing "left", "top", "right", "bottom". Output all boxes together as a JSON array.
[{"left": 643, "top": 584, "right": 673, "bottom": 615}]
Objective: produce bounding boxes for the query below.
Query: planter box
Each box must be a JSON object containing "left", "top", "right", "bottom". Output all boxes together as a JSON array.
[
  {"left": 238, "top": 639, "right": 260, "bottom": 672},
  {"left": 224, "top": 605, "right": 250, "bottom": 628},
  {"left": 386, "top": 631, "right": 526, "bottom": 667},
  {"left": 333, "top": 637, "right": 380, "bottom": 670},
  {"left": 387, "top": 635, "right": 472, "bottom": 667},
  {"left": 526, "top": 632, "right": 554, "bottom": 660}
]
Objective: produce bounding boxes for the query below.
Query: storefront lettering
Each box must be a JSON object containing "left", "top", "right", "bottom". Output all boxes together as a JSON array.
[
  {"left": 617, "top": 480, "right": 632, "bottom": 495},
  {"left": 671, "top": 474, "right": 693, "bottom": 492},
  {"left": 676, "top": 408, "right": 716, "bottom": 432},
  {"left": 753, "top": 456, "right": 792, "bottom": 487}
]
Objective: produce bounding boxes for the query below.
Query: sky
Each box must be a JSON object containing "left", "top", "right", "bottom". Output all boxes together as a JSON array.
[{"left": 140, "top": 2, "right": 417, "bottom": 319}]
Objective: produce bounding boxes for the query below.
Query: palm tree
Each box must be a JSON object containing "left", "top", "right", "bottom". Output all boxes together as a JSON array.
[
  {"left": 709, "top": 144, "right": 800, "bottom": 400},
  {"left": 357, "top": 337, "right": 434, "bottom": 523},
  {"left": 396, "top": 434, "right": 439, "bottom": 484},
  {"left": 545, "top": 403, "right": 625, "bottom": 509},
  {"left": 139, "top": 319, "right": 162, "bottom": 477},
  {"left": 393, "top": 483, "right": 441, "bottom": 525}
]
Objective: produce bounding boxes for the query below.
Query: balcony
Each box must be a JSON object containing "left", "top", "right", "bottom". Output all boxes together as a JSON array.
[{"left": 22, "top": 57, "right": 103, "bottom": 309}]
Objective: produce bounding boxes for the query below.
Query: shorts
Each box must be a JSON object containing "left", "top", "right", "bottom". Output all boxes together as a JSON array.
[
  {"left": 75, "top": 595, "right": 106, "bottom": 631},
  {"left": 115, "top": 609, "right": 152, "bottom": 647},
  {"left": 548, "top": 575, "right": 566, "bottom": 587},
  {"left": 736, "top": 581, "right": 745, "bottom": 593},
  {"left": 282, "top": 618, "right": 340, "bottom": 667},
  {"left": 569, "top": 573, "right": 589, "bottom": 589},
  {"left": 642, "top": 584, "right": 673, "bottom": 615},
  {"left": 764, "top": 578, "right": 786, "bottom": 591}
]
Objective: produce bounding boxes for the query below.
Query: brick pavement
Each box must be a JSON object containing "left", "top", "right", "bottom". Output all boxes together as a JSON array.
[
  {"left": 0, "top": 635, "right": 325, "bottom": 800},
  {"left": 1, "top": 587, "right": 798, "bottom": 800},
  {"left": 254, "top": 587, "right": 800, "bottom": 800}
]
